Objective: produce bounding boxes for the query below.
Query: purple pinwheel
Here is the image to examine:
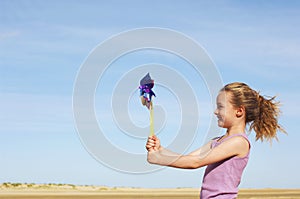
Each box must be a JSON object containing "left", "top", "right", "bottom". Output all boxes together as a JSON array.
[{"left": 139, "top": 73, "right": 156, "bottom": 109}]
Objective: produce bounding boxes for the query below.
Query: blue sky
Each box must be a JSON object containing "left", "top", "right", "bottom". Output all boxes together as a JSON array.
[{"left": 1, "top": 1, "right": 300, "bottom": 188}]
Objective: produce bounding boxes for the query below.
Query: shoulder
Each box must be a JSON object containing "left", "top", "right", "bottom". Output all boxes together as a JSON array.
[
  {"left": 229, "top": 135, "right": 249, "bottom": 144},
  {"left": 212, "top": 135, "right": 250, "bottom": 157},
  {"left": 222, "top": 135, "right": 250, "bottom": 157},
  {"left": 211, "top": 136, "right": 222, "bottom": 142},
  {"left": 198, "top": 135, "right": 249, "bottom": 165}
]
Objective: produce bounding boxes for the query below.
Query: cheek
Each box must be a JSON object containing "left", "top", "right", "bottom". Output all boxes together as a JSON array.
[{"left": 219, "top": 109, "right": 226, "bottom": 116}]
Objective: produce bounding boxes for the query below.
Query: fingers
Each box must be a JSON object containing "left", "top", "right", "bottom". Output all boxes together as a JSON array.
[
  {"left": 146, "top": 135, "right": 160, "bottom": 151},
  {"left": 151, "top": 135, "right": 160, "bottom": 150},
  {"left": 146, "top": 137, "right": 155, "bottom": 150},
  {"left": 148, "top": 135, "right": 157, "bottom": 142}
]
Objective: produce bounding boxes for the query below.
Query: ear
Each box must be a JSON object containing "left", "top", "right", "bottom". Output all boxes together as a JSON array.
[{"left": 236, "top": 106, "right": 245, "bottom": 118}]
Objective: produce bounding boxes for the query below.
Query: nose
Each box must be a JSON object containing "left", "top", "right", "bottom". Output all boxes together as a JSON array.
[{"left": 214, "top": 108, "right": 218, "bottom": 115}]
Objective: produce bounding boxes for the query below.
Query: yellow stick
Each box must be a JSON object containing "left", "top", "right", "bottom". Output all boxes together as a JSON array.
[{"left": 149, "top": 103, "right": 154, "bottom": 136}]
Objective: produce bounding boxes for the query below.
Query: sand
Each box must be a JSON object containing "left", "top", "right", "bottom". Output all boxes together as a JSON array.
[{"left": 1, "top": 183, "right": 300, "bottom": 199}]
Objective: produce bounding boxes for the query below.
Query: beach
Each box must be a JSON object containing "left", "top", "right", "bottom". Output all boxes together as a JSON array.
[{"left": 1, "top": 184, "right": 300, "bottom": 199}]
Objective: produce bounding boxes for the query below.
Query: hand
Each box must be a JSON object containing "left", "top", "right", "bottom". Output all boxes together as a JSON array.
[{"left": 145, "top": 135, "right": 161, "bottom": 152}]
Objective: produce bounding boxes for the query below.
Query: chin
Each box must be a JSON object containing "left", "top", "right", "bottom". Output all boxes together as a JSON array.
[{"left": 217, "top": 121, "right": 225, "bottom": 128}]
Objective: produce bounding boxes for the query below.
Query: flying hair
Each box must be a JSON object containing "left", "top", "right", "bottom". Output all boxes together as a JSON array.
[{"left": 221, "top": 82, "right": 286, "bottom": 142}]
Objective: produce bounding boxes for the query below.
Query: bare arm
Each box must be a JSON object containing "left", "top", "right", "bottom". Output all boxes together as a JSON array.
[
  {"left": 147, "top": 136, "right": 249, "bottom": 169},
  {"left": 159, "top": 146, "right": 181, "bottom": 156},
  {"left": 146, "top": 136, "right": 212, "bottom": 156},
  {"left": 146, "top": 136, "right": 213, "bottom": 167},
  {"left": 187, "top": 140, "right": 213, "bottom": 158}
]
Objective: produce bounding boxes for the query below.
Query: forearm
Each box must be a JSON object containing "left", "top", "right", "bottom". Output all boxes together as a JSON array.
[
  {"left": 154, "top": 152, "right": 204, "bottom": 169},
  {"left": 147, "top": 138, "right": 212, "bottom": 169},
  {"left": 159, "top": 146, "right": 181, "bottom": 156},
  {"left": 157, "top": 143, "right": 212, "bottom": 168},
  {"left": 148, "top": 150, "right": 204, "bottom": 169},
  {"left": 188, "top": 140, "right": 212, "bottom": 157}
]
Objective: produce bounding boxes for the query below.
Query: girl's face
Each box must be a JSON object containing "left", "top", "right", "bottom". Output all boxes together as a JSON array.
[{"left": 214, "top": 91, "right": 238, "bottom": 128}]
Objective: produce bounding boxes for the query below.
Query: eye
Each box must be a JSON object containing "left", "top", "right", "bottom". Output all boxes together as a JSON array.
[{"left": 217, "top": 104, "right": 224, "bottom": 109}]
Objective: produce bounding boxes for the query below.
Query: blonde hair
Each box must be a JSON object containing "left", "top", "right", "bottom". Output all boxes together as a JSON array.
[{"left": 221, "top": 82, "right": 286, "bottom": 142}]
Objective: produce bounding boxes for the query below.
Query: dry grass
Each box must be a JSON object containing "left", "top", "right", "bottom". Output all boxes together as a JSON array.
[
  {"left": 0, "top": 183, "right": 299, "bottom": 199},
  {"left": 238, "top": 189, "right": 300, "bottom": 199}
]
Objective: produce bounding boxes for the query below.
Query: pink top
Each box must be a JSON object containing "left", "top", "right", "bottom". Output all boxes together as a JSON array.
[{"left": 200, "top": 134, "right": 250, "bottom": 199}]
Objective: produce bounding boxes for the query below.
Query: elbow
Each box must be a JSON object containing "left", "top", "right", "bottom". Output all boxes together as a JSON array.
[{"left": 190, "top": 159, "right": 204, "bottom": 169}]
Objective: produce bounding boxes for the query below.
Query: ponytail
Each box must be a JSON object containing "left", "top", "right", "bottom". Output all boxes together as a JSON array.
[
  {"left": 250, "top": 94, "right": 286, "bottom": 142},
  {"left": 221, "top": 82, "right": 286, "bottom": 142}
]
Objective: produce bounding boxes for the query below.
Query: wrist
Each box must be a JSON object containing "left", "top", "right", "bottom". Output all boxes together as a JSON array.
[{"left": 158, "top": 145, "right": 164, "bottom": 152}]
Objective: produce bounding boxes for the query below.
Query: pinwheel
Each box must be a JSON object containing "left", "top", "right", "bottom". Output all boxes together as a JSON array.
[{"left": 139, "top": 73, "right": 156, "bottom": 136}]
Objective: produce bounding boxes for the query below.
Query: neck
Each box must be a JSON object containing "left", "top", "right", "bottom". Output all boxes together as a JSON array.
[{"left": 226, "top": 124, "right": 246, "bottom": 136}]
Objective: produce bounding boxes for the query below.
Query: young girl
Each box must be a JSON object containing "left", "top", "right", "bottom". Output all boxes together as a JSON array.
[{"left": 146, "top": 82, "right": 285, "bottom": 199}]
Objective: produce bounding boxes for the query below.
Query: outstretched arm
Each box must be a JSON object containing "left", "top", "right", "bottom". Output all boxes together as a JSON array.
[
  {"left": 147, "top": 136, "right": 249, "bottom": 169},
  {"left": 187, "top": 140, "right": 213, "bottom": 158},
  {"left": 146, "top": 135, "right": 213, "bottom": 168}
]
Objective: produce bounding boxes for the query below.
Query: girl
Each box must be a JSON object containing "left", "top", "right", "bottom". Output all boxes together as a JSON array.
[{"left": 146, "top": 82, "right": 285, "bottom": 199}]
